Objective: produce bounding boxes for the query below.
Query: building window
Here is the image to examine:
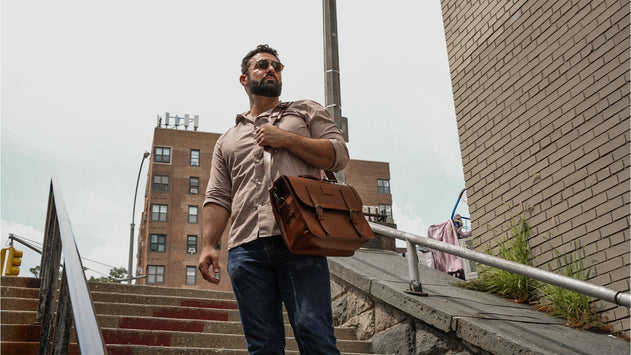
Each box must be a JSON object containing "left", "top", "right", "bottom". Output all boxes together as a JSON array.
[
  {"left": 186, "top": 266, "right": 196, "bottom": 285},
  {"left": 147, "top": 265, "right": 165, "bottom": 284},
  {"left": 152, "top": 175, "right": 169, "bottom": 192},
  {"left": 150, "top": 234, "right": 166, "bottom": 252},
  {"left": 377, "top": 179, "right": 391, "bottom": 194},
  {"left": 190, "top": 149, "right": 200, "bottom": 166},
  {"left": 151, "top": 204, "right": 168, "bottom": 221},
  {"left": 379, "top": 204, "right": 393, "bottom": 219},
  {"left": 154, "top": 147, "right": 171, "bottom": 163},
  {"left": 189, "top": 177, "right": 200, "bottom": 194},
  {"left": 188, "top": 206, "right": 198, "bottom": 224},
  {"left": 187, "top": 235, "right": 197, "bottom": 254}
]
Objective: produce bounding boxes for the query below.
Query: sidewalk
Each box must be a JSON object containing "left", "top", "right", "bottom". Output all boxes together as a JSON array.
[{"left": 329, "top": 249, "right": 630, "bottom": 355}]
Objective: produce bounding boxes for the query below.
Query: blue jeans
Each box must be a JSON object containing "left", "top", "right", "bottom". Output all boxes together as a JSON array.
[{"left": 227, "top": 236, "right": 340, "bottom": 355}]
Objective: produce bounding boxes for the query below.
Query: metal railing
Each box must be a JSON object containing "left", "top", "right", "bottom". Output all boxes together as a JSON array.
[
  {"left": 38, "top": 177, "right": 107, "bottom": 354},
  {"left": 368, "top": 221, "right": 631, "bottom": 308}
]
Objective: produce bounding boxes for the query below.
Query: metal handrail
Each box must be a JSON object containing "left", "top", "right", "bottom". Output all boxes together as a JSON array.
[
  {"left": 368, "top": 221, "right": 631, "bottom": 308},
  {"left": 38, "top": 177, "right": 107, "bottom": 354}
]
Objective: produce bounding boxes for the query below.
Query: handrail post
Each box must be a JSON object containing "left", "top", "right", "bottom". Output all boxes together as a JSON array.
[
  {"left": 406, "top": 240, "right": 420, "bottom": 287},
  {"left": 405, "top": 240, "right": 427, "bottom": 296}
]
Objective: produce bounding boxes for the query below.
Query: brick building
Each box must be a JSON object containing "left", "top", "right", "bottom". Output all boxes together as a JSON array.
[
  {"left": 135, "top": 123, "right": 394, "bottom": 291},
  {"left": 440, "top": 0, "right": 629, "bottom": 333}
]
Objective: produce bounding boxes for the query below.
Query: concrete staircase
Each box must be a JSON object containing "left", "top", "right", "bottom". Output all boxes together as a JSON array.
[{"left": 1, "top": 276, "right": 377, "bottom": 354}]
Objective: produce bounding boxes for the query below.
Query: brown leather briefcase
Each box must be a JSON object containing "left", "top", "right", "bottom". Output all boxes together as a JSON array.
[{"left": 269, "top": 173, "right": 374, "bottom": 256}]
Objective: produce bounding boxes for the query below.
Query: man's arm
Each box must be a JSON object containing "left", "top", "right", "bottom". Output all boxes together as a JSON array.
[
  {"left": 255, "top": 125, "right": 336, "bottom": 170},
  {"left": 197, "top": 203, "right": 230, "bottom": 284}
]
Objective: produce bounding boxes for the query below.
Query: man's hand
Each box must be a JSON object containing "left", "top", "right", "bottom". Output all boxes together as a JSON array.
[
  {"left": 198, "top": 245, "right": 221, "bottom": 284},
  {"left": 255, "top": 125, "right": 289, "bottom": 148},
  {"left": 255, "top": 125, "right": 336, "bottom": 170}
]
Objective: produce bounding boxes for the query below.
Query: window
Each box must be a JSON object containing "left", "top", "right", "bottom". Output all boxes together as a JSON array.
[
  {"left": 186, "top": 266, "right": 197, "bottom": 285},
  {"left": 151, "top": 204, "right": 168, "bottom": 221},
  {"left": 189, "top": 177, "right": 200, "bottom": 194},
  {"left": 377, "top": 179, "right": 391, "bottom": 194},
  {"left": 190, "top": 149, "right": 200, "bottom": 166},
  {"left": 147, "top": 265, "right": 165, "bottom": 284},
  {"left": 187, "top": 235, "right": 197, "bottom": 254},
  {"left": 154, "top": 147, "right": 171, "bottom": 163},
  {"left": 152, "top": 175, "right": 169, "bottom": 192},
  {"left": 150, "top": 234, "right": 166, "bottom": 252},
  {"left": 379, "top": 204, "right": 393, "bottom": 219},
  {"left": 188, "top": 206, "right": 198, "bottom": 224}
]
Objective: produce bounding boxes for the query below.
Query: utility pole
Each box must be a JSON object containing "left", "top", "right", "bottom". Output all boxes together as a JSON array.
[{"left": 323, "top": 0, "right": 348, "bottom": 143}]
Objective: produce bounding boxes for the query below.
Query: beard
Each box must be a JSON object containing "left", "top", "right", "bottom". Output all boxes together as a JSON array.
[{"left": 248, "top": 76, "right": 282, "bottom": 97}]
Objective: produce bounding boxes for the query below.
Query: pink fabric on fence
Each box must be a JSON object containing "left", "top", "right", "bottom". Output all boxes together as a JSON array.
[{"left": 427, "top": 219, "right": 462, "bottom": 273}]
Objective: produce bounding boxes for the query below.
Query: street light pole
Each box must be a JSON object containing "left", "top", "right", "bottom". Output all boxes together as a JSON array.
[{"left": 128, "top": 151, "right": 150, "bottom": 284}]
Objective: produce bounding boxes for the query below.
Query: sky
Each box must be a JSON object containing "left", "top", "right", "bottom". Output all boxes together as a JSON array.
[{"left": 1, "top": 0, "right": 468, "bottom": 279}]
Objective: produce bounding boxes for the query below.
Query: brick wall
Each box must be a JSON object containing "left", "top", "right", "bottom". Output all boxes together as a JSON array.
[
  {"left": 440, "top": 0, "right": 629, "bottom": 334},
  {"left": 138, "top": 128, "right": 231, "bottom": 291},
  {"left": 345, "top": 159, "right": 392, "bottom": 207},
  {"left": 344, "top": 159, "right": 393, "bottom": 223}
]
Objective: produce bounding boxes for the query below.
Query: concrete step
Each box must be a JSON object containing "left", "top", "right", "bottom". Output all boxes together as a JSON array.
[
  {"left": 88, "top": 280, "right": 236, "bottom": 300},
  {"left": 2, "top": 324, "right": 374, "bottom": 354},
  {"left": 1, "top": 297, "right": 38, "bottom": 312},
  {"left": 1, "top": 285, "right": 238, "bottom": 310},
  {"left": 96, "top": 314, "right": 359, "bottom": 340},
  {"left": 1, "top": 276, "right": 236, "bottom": 300},
  {"left": 1, "top": 342, "right": 379, "bottom": 355},
  {"left": 100, "top": 327, "right": 373, "bottom": 353},
  {"left": 1, "top": 276, "right": 41, "bottom": 288},
  {"left": 1, "top": 311, "right": 359, "bottom": 341},
  {"left": 1, "top": 285, "right": 40, "bottom": 299},
  {"left": 93, "top": 301, "right": 241, "bottom": 322},
  {"left": 1, "top": 310, "right": 38, "bottom": 324},
  {"left": 90, "top": 290, "right": 239, "bottom": 309}
]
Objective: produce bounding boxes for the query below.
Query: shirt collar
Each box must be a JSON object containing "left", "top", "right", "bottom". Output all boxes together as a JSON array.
[
  {"left": 234, "top": 105, "right": 279, "bottom": 126},
  {"left": 235, "top": 113, "right": 250, "bottom": 126}
]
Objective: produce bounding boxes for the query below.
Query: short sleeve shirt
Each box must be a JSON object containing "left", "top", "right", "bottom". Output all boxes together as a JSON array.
[{"left": 204, "top": 100, "right": 349, "bottom": 250}]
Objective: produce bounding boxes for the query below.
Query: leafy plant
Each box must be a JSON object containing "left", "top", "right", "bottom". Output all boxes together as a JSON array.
[
  {"left": 460, "top": 206, "right": 536, "bottom": 302},
  {"left": 535, "top": 243, "right": 610, "bottom": 332}
]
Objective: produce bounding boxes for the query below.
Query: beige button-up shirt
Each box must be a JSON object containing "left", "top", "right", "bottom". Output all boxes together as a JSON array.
[{"left": 204, "top": 100, "right": 349, "bottom": 250}]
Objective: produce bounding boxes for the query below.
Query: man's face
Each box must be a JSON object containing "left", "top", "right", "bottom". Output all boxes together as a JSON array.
[{"left": 241, "top": 53, "right": 282, "bottom": 97}]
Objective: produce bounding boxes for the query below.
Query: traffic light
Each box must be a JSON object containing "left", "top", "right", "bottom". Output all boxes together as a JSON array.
[{"left": 2, "top": 246, "right": 23, "bottom": 276}]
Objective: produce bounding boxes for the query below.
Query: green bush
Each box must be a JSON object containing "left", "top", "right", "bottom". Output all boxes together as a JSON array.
[
  {"left": 535, "top": 243, "right": 609, "bottom": 332},
  {"left": 459, "top": 208, "right": 536, "bottom": 302}
]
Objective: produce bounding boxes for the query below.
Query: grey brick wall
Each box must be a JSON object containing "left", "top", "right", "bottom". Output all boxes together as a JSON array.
[{"left": 440, "top": 0, "right": 629, "bottom": 334}]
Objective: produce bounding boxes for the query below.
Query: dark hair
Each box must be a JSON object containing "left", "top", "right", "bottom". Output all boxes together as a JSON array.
[{"left": 241, "top": 44, "right": 280, "bottom": 74}]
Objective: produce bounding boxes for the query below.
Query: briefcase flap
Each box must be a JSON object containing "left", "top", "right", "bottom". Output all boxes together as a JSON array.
[{"left": 279, "top": 175, "right": 362, "bottom": 212}]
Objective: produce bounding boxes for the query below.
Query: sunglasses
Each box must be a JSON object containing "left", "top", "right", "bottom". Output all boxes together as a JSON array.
[{"left": 254, "top": 59, "right": 284, "bottom": 72}]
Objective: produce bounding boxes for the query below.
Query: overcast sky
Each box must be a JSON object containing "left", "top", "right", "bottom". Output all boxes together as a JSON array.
[{"left": 1, "top": 0, "right": 468, "bottom": 279}]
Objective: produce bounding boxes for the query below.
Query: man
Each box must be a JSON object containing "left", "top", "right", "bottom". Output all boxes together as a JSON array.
[{"left": 197, "top": 44, "right": 348, "bottom": 354}]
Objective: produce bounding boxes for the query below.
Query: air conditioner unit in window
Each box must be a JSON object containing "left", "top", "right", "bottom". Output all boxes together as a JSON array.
[
  {"left": 191, "top": 162, "right": 200, "bottom": 167},
  {"left": 191, "top": 188, "right": 199, "bottom": 194},
  {"left": 188, "top": 248, "right": 196, "bottom": 254}
]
